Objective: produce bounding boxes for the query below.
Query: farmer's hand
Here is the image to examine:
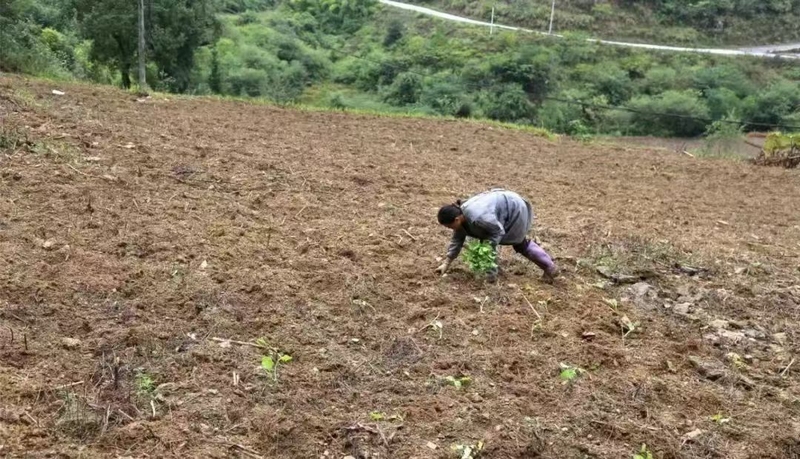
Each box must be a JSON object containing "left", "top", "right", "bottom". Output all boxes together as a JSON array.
[{"left": 435, "top": 259, "right": 451, "bottom": 276}]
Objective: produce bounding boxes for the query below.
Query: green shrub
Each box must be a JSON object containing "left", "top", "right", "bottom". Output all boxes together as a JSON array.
[
  {"left": 481, "top": 84, "right": 535, "bottom": 123},
  {"left": 627, "top": 90, "right": 710, "bottom": 137},
  {"left": 383, "top": 72, "right": 423, "bottom": 105},
  {"left": 420, "top": 76, "right": 472, "bottom": 117}
]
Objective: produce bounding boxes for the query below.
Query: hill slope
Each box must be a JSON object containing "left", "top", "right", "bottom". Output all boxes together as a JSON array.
[
  {"left": 1, "top": 75, "right": 800, "bottom": 458},
  {"left": 407, "top": 0, "right": 800, "bottom": 46}
]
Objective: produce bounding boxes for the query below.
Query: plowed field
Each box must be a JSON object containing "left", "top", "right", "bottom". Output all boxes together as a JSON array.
[{"left": 1, "top": 75, "right": 799, "bottom": 458}]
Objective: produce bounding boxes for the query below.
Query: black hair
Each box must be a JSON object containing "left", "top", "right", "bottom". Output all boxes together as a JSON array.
[{"left": 437, "top": 200, "right": 463, "bottom": 225}]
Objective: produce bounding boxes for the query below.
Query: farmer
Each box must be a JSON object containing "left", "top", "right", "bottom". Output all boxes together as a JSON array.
[{"left": 435, "top": 188, "right": 559, "bottom": 282}]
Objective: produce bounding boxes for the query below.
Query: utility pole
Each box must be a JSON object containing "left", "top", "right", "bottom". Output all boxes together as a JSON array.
[
  {"left": 490, "top": 6, "right": 495, "bottom": 35},
  {"left": 548, "top": 0, "right": 555, "bottom": 35},
  {"left": 138, "top": 0, "right": 148, "bottom": 92}
]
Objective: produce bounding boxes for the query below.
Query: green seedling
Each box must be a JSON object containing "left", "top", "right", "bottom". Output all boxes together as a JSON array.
[
  {"left": 421, "top": 316, "right": 444, "bottom": 339},
  {"left": 135, "top": 371, "right": 155, "bottom": 396},
  {"left": 369, "top": 411, "right": 403, "bottom": 422},
  {"left": 261, "top": 351, "right": 293, "bottom": 383},
  {"left": 710, "top": 414, "right": 731, "bottom": 425},
  {"left": 604, "top": 298, "right": 619, "bottom": 310},
  {"left": 620, "top": 315, "right": 640, "bottom": 337},
  {"left": 633, "top": 444, "right": 653, "bottom": 459},
  {"left": 462, "top": 240, "right": 497, "bottom": 274},
  {"left": 452, "top": 441, "right": 484, "bottom": 459},
  {"left": 443, "top": 375, "right": 472, "bottom": 389},
  {"left": 559, "top": 363, "right": 584, "bottom": 383}
]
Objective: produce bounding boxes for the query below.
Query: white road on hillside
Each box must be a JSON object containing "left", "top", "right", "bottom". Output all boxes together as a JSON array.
[{"left": 379, "top": 0, "right": 800, "bottom": 60}]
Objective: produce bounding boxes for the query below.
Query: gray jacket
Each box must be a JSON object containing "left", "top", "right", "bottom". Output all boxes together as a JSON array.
[{"left": 446, "top": 189, "right": 533, "bottom": 260}]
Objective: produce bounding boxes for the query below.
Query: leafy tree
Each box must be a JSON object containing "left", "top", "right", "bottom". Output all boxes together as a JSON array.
[
  {"left": 481, "top": 84, "right": 535, "bottom": 123},
  {"left": 627, "top": 90, "right": 711, "bottom": 136},
  {"left": 383, "top": 20, "right": 404, "bottom": 48},
  {"left": 209, "top": 47, "right": 222, "bottom": 93},
  {"left": 420, "top": 75, "right": 472, "bottom": 117},
  {"left": 74, "top": 0, "right": 138, "bottom": 88},
  {"left": 384, "top": 72, "right": 423, "bottom": 105},
  {"left": 288, "top": 0, "right": 377, "bottom": 34},
  {"left": 74, "top": 0, "right": 218, "bottom": 90},
  {"left": 743, "top": 82, "right": 800, "bottom": 129}
]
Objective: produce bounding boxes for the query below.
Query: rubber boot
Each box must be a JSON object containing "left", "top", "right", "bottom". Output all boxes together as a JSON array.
[{"left": 513, "top": 239, "right": 559, "bottom": 283}]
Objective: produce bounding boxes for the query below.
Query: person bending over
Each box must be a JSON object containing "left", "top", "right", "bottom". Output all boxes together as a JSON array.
[{"left": 435, "top": 188, "right": 559, "bottom": 283}]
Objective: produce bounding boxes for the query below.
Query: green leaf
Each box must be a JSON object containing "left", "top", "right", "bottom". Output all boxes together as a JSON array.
[
  {"left": 710, "top": 413, "right": 730, "bottom": 424},
  {"left": 370, "top": 411, "right": 385, "bottom": 421},
  {"left": 279, "top": 354, "right": 293, "bottom": 363},
  {"left": 261, "top": 355, "right": 275, "bottom": 372},
  {"left": 560, "top": 368, "right": 577, "bottom": 381},
  {"left": 604, "top": 298, "right": 619, "bottom": 309},
  {"left": 461, "top": 240, "right": 498, "bottom": 275},
  {"left": 633, "top": 443, "right": 653, "bottom": 459}
]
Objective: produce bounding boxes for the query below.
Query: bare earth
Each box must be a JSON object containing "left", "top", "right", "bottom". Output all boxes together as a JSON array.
[{"left": 1, "top": 75, "right": 799, "bottom": 458}]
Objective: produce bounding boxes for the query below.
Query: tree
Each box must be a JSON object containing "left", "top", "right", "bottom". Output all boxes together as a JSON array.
[
  {"left": 384, "top": 72, "right": 423, "bottom": 105},
  {"left": 209, "top": 48, "right": 222, "bottom": 94},
  {"left": 148, "top": 0, "right": 219, "bottom": 92},
  {"left": 75, "top": 0, "right": 218, "bottom": 90},
  {"left": 288, "top": 0, "right": 377, "bottom": 33},
  {"left": 75, "top": 0, "right": 138, "bottom": 88},
  {"left": 627, "top": 90, "right": 711, "bottom": 137},
  {"left": 383, "top": 20, "right": 404, "bottom": 48},
  {"left": 482, "top": 84, "right": 536, "bottom": 123}
]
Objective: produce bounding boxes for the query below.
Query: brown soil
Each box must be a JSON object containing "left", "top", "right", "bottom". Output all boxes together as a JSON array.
[{"left": 1, "top": 74, "right": 799, "bottom": 459}]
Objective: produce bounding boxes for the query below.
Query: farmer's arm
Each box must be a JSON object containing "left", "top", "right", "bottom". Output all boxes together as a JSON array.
[
  {"left": 446, "top": 229, "right": 467, "bottom": 260},
  {"left": 473, "top": 214, "right": 505, "bottom": 248}
]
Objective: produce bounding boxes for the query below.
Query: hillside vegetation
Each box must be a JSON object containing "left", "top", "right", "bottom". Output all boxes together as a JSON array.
[
  {"left": 2, "top": 0, "right": 800, "bottom": 137},
  {"left": 411, "top": 0, "right": 800, "bottom": 46}
]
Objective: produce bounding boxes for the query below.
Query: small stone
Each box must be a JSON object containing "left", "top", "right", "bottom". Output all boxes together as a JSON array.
[
  {"left": 468, "top": 393, "right": 483, "bottom": 403},
  {"left": 673, "top": 303, "right": 691, "bottom": 315},
  {"left": 718, "top": 330, "right": 746, "bottom": 344},
  {"left": 581, "top": 331, "right": 596, "bottom": 341},
  {"left": 426, "top": 441, "right": 438, "bottom": 450},
  {"left": 61, "top": 337, "right": 81, "bottom": 349},
  {"left": 769, "top": 344, "right": 785, "bottom": 354},
  {"left": 737, "top": 375, "right": 757, "bottom": 389},
  {"left": 709, "top": 319, "right": 729, "bottom": 329},
  {"left": 728, "top": 320, "right": 747, "bottom": 330},
  {"left": 744, "top": 329, "right": 767, "bottom": 340},
  {"left": 688, "top": 356, "right": 725, "bottom": 381},
  {"left": 725, "top": 352, "right": 743, "bottom": 365},
  {"left": 683, "top": 429, "right": 704, "bottom": 442},
  {"left": 666, "top": 360, "right": 677, "bottom": 373},
  {"left": 772, "top": 333, "right": 788, "bottom": 345},
  {"left": 42, "top": 240, "right": 56, "bottom": 250}
]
